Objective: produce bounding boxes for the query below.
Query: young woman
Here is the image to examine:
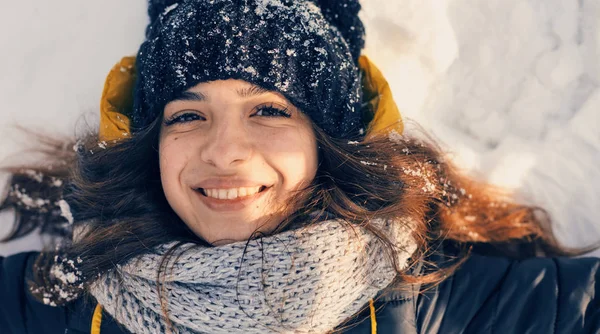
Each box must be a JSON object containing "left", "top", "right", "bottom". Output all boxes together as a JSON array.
[{"left": 1, "top": 0, "right": 598, "bottom": 333}]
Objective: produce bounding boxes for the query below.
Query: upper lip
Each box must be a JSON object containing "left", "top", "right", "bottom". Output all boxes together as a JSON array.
[{"left": 193, "top": 178, "right": 270, "bottom": 189}]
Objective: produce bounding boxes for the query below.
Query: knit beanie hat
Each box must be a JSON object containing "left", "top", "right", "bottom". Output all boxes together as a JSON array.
[{"left": 132, "top": 0, "right": 366, "bottom": 139}]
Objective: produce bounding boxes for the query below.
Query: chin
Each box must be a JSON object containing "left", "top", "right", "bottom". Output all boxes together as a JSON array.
[{"left": 199, "top": 219, "right": 276, "bottom": 246}]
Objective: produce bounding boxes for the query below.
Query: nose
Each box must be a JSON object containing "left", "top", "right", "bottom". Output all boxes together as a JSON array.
[{"left": 200, "top": 118, "right": 252, "bottom": 169}]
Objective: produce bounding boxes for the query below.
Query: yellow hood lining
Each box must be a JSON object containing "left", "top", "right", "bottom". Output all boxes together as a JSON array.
[{"left": 98, "top": 55, "right": 402, "bottom": 142}]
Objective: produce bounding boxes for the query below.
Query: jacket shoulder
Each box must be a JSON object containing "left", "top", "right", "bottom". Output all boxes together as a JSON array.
[
  {"left": 0, "top": 252, "right": 67, "bottom": 333},
  {"left": 416, "top": 254, "right": 600, "bottom": 333},
  {"left": 0, "top": 252, "right": 124, "bottom": 334}
]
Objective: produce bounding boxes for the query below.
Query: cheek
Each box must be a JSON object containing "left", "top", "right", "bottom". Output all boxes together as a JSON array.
[
  {"left": 158, "top": 136, "right": 187, "bottom": 200},
  {"left": 258, "top": 127, "right": 318, "bottom": 188}
]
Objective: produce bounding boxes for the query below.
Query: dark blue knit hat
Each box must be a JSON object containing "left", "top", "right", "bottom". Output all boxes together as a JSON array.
[{"left": 133, "top": 0, "right": 366, "bottom": 139}]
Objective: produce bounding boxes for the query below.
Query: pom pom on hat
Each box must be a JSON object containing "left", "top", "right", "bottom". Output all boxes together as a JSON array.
[
  {"left": 146, "top": 0, "right": 180, "bottom": 37},
  {"left": 312, "top": 0, "right": 365, "bottom": 62},
  {"left": 146, "top": 0, "right": 365, "bottom": 60},
  {"left": 147, "top": 0, "right": 180, "bottom": 23}
]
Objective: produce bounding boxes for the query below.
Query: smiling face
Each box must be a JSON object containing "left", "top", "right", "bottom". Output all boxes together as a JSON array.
[{"left": 159, "top": 79, "right": 318, "bottom": 245}]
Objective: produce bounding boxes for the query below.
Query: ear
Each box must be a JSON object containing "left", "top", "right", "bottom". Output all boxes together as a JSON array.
[{"left": 99, "top": 57, "right": 136, "bottom": 142}]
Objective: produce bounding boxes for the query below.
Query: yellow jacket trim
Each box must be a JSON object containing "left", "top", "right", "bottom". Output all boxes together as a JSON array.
[
  {"left": 369, "top": 298, "right": 378, "bottom": 334},
  {"left": 91, "top": 303, "right": 103, "bottom": 334},
  {"left": 98, "top": 55, "right": 403, "bottom": 141},
  {"left": 99, "top": 57, "right": 135, "bottom": 142},
  {"left": 359, "top": 55, "right": 404, "bottom": 138}
]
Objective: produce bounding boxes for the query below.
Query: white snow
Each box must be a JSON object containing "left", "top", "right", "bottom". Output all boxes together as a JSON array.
[
  {"left": 361, "top": 0, "right": 600, "bottom": 256},
  {"left": 58, "top": 199, "right": 74, "bottom": 225},
  {"left": 163, "top": 3, "right": 179, "bottom": 16},
  {"left": 1, "top": 0, "right": 598, "bottom": 257},
  {"left": 23, "top": 169, "right": 44, "bottom": 183}
]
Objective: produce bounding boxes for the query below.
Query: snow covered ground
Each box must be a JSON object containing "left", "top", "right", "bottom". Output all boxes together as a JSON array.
[{"left": 1, "top": 0, "right": 598, "bottom": 256}]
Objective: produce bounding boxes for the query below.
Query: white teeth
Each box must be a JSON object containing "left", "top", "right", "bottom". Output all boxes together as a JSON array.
[{"left": 203, "top": 186, "right": 264, "bottom": 200}]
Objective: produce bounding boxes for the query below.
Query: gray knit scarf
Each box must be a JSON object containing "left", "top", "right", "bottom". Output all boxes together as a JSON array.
[{"left": 90, "top": 218, "right": 416, "bottom": 334}]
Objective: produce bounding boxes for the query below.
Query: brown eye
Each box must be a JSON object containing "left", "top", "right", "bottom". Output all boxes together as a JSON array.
[
  {"left": 252, "top": 105, "right": 291, "bottom": 118},
  {"left": 164, "top": 112, "right": 205, "bottom": 126}
]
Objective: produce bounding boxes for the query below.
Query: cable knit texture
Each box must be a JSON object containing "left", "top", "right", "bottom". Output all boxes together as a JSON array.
[
  {"left": 133, "top": 0, "right": 366, "bottom": 139},
  {"left": 90, "top": 218, "right": 416, "bottom": 333}
]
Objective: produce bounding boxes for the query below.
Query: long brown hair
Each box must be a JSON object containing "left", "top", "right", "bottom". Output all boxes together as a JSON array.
[{"left": 0, "top": 115, "right": 588, "bottom": 313}]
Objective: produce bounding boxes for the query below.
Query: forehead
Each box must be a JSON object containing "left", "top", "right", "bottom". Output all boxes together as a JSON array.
[{"left": 169, "top": 79, "right": 284, "bottom": 104}]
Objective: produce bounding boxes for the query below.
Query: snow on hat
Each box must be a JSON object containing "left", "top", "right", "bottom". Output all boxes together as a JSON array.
[{"left": 132, "top": 0, "right": 367, "bottom": 139}]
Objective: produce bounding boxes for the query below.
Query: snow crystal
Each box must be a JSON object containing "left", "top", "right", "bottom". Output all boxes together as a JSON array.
[
  {"left": 315, "top": 61, "right": 326, "bottom": 72},
  {"left": 38, "top": 257, "right": 85, "bottom": 306},
  {"left": 97, "top": 141, "right": 107, "bottom": 149},
  {"left": 402, "top": 166, "right": 437, "bottom": 194},
  {"left": 58, "top": 199, "right": 74, "bottom": 225},
  {"left": 347, "top": 141, "right": 360, "bottom": 145},
  {"left": 388, "top": 130, "right": 403, "bottom": 144},
  {"left": 360, "top": 160, "right": 378, "bottom": 166},
  {"left": 275, "top": 79, "right": 290, "bottom": 91},
  {"left": 402, "top": 167, "right": 422, "bottom": 177},
  {"left": 301, "top": 2, "right": 327, "bottom": 36},
  {"left": 255, "top": 0, "right": 285, "bottom": 16},
  {"left": 23, "top": 169, "right": 43, "bottom": 182},
  {"left": 467, "top": 231, "right": 481, "bottom": 240},
  {"left": 72, "top": 140, "right": 83, "bottom": 152},
  {"left": 43, "top": 296, "right": 56, "bottom": 307},
  {"left": 163, "top": 3, "right": 179, "bottom": 16},
  {"left": 252, "top": 0, "right": 327, "bottom": 39},
  {"left": 50, "top": 263, "right": 80, "bottom": 284},
  {"left": 174, "top": 64, "right": 187, "bottom": 85},
  {"left": 314, "top": 47, "right": 327, "bottom": 56},
  {"left": 286, "top": 49, "right": 297, "bottom": 56},
  {"left": 421, "top": 184, "right": 435, "bottom": 193},
  {"left": 51, "top": 177, "right": 63, "bottom": 187},
  {"left": 185, "top": 51, "right": 197, "bottom": 60},
  {"left": 244, "top": 66, "right": 258, "bottom": 76},
  {"left": 10, "top": 185, "right": 49, "bottom": 208}
]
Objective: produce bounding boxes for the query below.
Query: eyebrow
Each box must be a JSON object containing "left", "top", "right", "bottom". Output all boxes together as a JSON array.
[{"left": 170, "top": 84, "right": 270, "bottom": 103}]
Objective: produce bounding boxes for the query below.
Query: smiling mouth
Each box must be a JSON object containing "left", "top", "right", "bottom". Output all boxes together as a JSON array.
[{"left": 196, "top": 186, "right": 269, "bottom": 200}]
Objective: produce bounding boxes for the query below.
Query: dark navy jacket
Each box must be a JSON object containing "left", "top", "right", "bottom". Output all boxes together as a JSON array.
[{"left": 1, "top": 251, "right": 599, "bottom": 333}]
